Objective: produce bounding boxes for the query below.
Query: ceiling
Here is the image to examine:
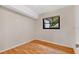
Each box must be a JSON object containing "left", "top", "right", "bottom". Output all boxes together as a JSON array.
[
  {"left": 26, "top": 5, "right": 67, "bottom": 14},
  {"left": 2, "top": 5, "right": 68, "bottom": 19}
]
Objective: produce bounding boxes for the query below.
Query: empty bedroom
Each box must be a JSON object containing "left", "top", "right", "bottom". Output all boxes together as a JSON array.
[{"left": 0, "top": 5, "right": 78, "bottom": 54}]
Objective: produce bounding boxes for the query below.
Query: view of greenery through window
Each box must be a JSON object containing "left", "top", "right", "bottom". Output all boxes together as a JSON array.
[{"left": 43, "top": 16, "right": 60, "bottom": 29}]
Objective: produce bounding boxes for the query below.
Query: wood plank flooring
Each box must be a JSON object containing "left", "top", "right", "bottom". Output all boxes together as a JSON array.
[{"left": 0, "top": 40, "right": 74, "bottom": 54}]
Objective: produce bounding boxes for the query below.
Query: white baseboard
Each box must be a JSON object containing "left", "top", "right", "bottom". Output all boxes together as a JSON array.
[
  {"left": 0, "top": 39, "right": 74, "bottom": 53},
  {"left": 0, "top": 39, "right": 32, "bottom": 53},
  {"left": 33, "top": 39, "right": 73, "bottom": 48}
]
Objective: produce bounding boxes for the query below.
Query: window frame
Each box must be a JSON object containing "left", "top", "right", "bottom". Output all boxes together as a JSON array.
[{"left": 43, "top": 16, "right": 60, "bottom": 29}]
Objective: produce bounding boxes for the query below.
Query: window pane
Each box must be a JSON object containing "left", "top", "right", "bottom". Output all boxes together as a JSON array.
[
  {"left": 45, "top": 24, "right": 50, "bottom": 28},
  {"left": 50, "top": 23, "right": 59, "bottom": 28},
  {"left": 44, "top": 19, "right": 50, "bottom": 23}
]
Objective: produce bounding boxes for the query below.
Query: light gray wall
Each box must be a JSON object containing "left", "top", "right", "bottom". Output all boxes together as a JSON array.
[
  {"left": 0, "top": 7, "right": 35, "bottom": 51},
  {"left": 75, "top": 6, "right": 79, "bottom": 44},
  {"left": 36, "top": 6, "right": 75, "bottom": 48}
]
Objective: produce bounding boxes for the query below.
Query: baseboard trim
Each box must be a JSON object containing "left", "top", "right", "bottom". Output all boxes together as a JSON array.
[
  {"left": 31, "top": 39, "right": 75, "bottom": 54},
  {"left": 0, "top": 40, "right": 31, "bottom": 53},
  {"left": 0, "top": 39, "right": 75, "bottom": 54}
]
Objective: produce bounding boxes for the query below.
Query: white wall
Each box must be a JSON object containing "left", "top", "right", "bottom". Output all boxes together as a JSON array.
[
  {"left": 36, "top": 6, "right": 75, "bottom": 48},
  {"left": 73, "top": 5, "right": 79, "bottom": 53},
  {"left": 0, "top": 7, "right": 35, "bottom": 51},
  {"left": 75, "top": 6, "right": 79, "bottom": 44}
]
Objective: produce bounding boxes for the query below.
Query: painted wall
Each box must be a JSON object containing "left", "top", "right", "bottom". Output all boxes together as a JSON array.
[
  {"left": 0, "top": 7, "right": 35, "bottom": 51},
  {"left": 36, "top": 6, "right": 75, "bottom": 48},
  {"left": 75, "top": 6, "right": 79, "bottom": 44}
]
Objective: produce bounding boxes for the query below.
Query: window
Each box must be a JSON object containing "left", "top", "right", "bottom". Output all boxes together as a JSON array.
[{"left": 43, "top": 16, "right": 60, "bottom": 29}]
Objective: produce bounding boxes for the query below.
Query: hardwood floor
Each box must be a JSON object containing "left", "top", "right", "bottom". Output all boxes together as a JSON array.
[{"left": 0, "top": 40, "right": 74, "bottom": 54}]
